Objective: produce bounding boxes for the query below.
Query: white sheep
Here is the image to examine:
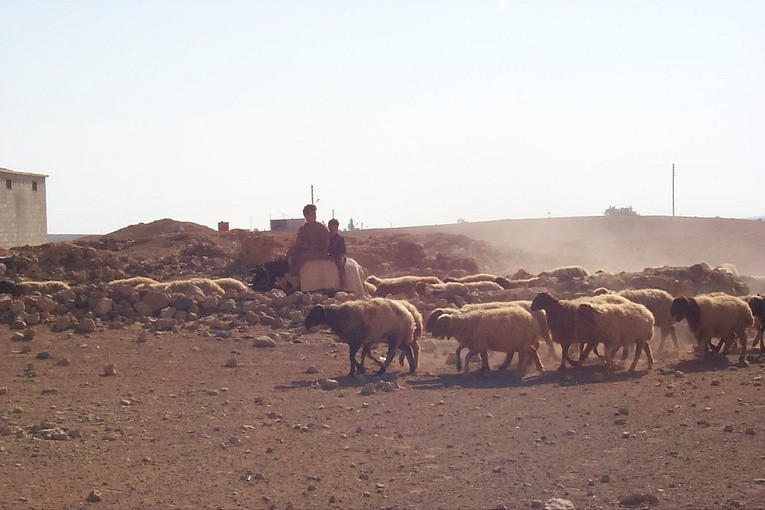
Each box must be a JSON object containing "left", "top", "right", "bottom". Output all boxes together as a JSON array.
[
  {"left": 361, "top": 299, "right": 423, "bottom": 372},
  {"left": 212, "top": 277, "right": 249, "bottom": 293},
  {"left": 150, "top": 278, "right": 226, "bottom": 296},
  {"left": 462, "top": 301, "right": 556, "bottom": 361},
  {"left": 443, "top": 273, "right": 501, "bottom": 284},
  {"left": 577, "top": 300, "right": 655, "bottom": 372},
  {"left": 433, "top": 307, "right": 545, "bottom": 377},
  {"left": 372, "top": 275, "right": 443, "bottom": 297},
  {"left": 304, "top": 297, "right": 417, "bottom": 376},
  {"left": 595, "top": 288, "right": 679, "bottom": 352},
  {"left": 670, "top": 293, "right": 754, "bottom": 361},
  {"left": 17, "top": 280, "right": 71, "bottom": 295}
]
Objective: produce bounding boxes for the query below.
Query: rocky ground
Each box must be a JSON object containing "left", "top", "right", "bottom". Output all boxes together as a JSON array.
[{"left": 1, "top": 217, "right": 764, "bottom": 510}]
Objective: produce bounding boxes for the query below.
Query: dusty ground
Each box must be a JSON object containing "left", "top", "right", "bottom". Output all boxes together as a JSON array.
[
  {"left": 1, "top": 216, "right": 765, "bottom": 510},
  {"left": 1, "top": 321, "right": 764, "bottom": 510}
]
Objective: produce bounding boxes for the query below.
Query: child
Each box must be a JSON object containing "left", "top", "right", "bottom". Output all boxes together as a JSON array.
[{"left": 327, "top": 218, "right": 347, "bottom": 286}]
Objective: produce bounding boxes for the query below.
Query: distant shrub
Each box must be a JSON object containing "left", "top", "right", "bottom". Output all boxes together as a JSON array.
[{"left": 604, "top": 205, "right": 639, "bottom": 216}]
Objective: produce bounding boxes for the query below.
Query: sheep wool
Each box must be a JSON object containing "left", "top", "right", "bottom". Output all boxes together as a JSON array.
[
  {"left": 577, "top": 300, "right": 655, "bottom": 372},
  {"left": 671, "top": 293, "right": 753, "bottom": 361},
  {"left": 435, "top": 307, "right": 544, "bottom": 377}
]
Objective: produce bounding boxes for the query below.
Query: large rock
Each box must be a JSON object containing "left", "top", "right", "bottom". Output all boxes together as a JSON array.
[
  {"left": 142, "top": 291, "right": 170, "bottom": 312},
  {"left": 93, "top": 298, "right": 114, "bottom": 317}
]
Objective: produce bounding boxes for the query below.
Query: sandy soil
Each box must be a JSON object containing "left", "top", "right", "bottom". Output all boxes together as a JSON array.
[{"left": 1, "top": 215, "right": 765, "bottom": 510}]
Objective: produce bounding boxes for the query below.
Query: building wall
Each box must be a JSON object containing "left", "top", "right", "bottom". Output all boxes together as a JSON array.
[{"left": 0, "top": 169, "right": 48, "bottom": 248}]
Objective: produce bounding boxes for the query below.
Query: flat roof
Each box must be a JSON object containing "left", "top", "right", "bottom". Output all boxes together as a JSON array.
[{"left": 0, "top": 167, "right": 49, "bottom": 179}]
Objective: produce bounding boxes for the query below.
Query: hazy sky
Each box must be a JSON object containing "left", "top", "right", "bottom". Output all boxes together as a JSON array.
[{"left": 2, "top": 1, "right": 763, "bottom": 234}]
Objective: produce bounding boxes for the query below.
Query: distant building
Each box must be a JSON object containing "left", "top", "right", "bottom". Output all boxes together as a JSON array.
[
  {"left": 269, "top": 218, "right": 305, "bottom": 232},
  {"left": 0, "top": 167, "right": 48, "bottom": 248}
]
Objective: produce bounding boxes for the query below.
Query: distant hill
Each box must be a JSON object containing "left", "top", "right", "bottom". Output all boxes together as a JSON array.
[{"left": 48, "top": 234, "right": 89, "bottom": 243}]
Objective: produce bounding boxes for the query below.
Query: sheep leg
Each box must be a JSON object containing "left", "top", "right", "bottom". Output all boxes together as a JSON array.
[
  {"left": 455, "top": 345, "right": 465, "bottom": 372},
  {"left": 754, "top": 328, "right": 764, "bottom": 351},
  {"left": 360, "top": 344, "right": 385, "bottom": 369},
  {"left": 524, "top": 347, "right": 545, "bottom": 376},
  {"left": 558, "top": 342, "right": 572, "bottom": 370},
  {"left": 480, "top": 351, "right": 492, "bottom": 376},
  {"left": 621, "top": 345, "right": 630, "bottom": 361},
  {"left": 400, "top": 344, "right": 417, "bottom": 374},
  {"left": 498, "top": 351, "right": 515, "bottom": 371},
  {"left": 736, "top": 330, "right": 748, "bottom": 362},
  {"left": 568, "top": 341, "right": 594, "bottom": 367},
  {"left": 463, "top": 349, "right": 481, "bottom": 376},
  {"left": 544, "top": 337, "right": 559, "bottom": 361},
  {"left": 376, "top": 338, "right": 398, "bottom": 376},
  {"left": 348, "top": 342, "right": 364, "bottom": 376},
  {"left": 628, "top": 341, "right": 644, "bottom": 372}
]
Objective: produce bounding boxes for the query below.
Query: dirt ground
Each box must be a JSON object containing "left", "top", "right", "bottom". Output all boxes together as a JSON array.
[
  {"left": 1, "top": 216, "right": 765, "bottom": 510},
  {"left": 1, "top": 321, "right": 764, "bottom": 510}
]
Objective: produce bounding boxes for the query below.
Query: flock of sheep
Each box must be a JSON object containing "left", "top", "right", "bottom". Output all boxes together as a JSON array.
[{"left": 304, "top": 272, "right": 765, "bottom": 378}]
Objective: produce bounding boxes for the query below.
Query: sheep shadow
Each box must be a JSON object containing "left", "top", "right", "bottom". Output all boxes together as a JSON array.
[
  {"left": 275, "top": 369, "right": 412, "bottom": 391},
  {"left": 406, "top": 363, "right": 651, "bottom": 391},
  {"left": 668, "top": 354, "right": 758, "bottom": 374}
]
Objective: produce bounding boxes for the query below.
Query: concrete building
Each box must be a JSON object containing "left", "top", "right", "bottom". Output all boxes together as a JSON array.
[{"left": 0, "top": 167, "right": 48, "bottom": 248}]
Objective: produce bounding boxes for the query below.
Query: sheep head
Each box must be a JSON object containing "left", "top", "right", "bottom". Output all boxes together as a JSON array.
[
  {"left": 748, "top": 296, "right": 765, "bottom": 321},
  {"left": 494, "top": 276, "right": 512, "bottom": 289},
  {"left": 531, "top": 292, "right": 558, "bottom": 312},
  {"left": 425, "top": 308, "right": 454, "bottom": 333},
  {"left": 670, "top": 296, "right": 701, "bottom": 326},
  {"left": 431, "top": 313, "right": 455, "bottom": 339},
  {"left": 304, "top": 305, "right": 327, "bottom": 330},
  {"left": 577, "top": 303, "right": 602, "bottom": 324}
]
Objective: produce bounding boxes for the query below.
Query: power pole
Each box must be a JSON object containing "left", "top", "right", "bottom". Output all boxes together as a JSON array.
[
  {"left": 671, "top": 163, "right": 675, "bottom": 217},
  {"left": 310, "top": 185, "right": 314, "bottom": 205}
]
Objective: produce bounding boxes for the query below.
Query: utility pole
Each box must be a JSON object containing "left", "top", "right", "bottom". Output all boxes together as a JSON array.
[
  {"left": 671, "top": 163, "right": 675, "bottom": 217},
  {"left": 310, "top": 185, "right": 314, "bottom": 205}
]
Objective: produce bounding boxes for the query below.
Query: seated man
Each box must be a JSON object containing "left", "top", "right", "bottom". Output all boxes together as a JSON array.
[
  {"left": 327, "top": 218, "right": 347, "bottom": 286},
  {"left": 286, "top": 204, "right": 329, "bottom": 276}
]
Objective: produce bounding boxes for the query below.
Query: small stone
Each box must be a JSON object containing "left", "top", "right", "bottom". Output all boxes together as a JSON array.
[
  {"left": 745, "top": 427, "right": 756, "bottom": 435},
  {"left": 85, "top": 490, "right": 103, "bottom": 503},
  {"left": 136, "top": 330, "right": 148, "bottom": 343},
  {"left": 618, "top": 492, "right": 659, "bottom": 507},
  {"left": 360, "top": 383, "right": 376, "bottom": 396},
  {"left": 544, "top": 498, "right": 575, "bottom": 510},
  {"left": 600, "top": 474, "right": 610, "bottom": 483},
  {"left": 103, "top": 364, "right": 116, "bottom": 376},
  {"left": 224, "top": 358, "right": 238, "bottom": 368},
  {"left": 723, "top": 425, "right": 734, "bottom": 432},
  {"left": 0, "top": 387, "right": 7, "bottom": 395},
  {"left": 56, "top": 358, "right": 71, "bottom": 366},
  {"left": 36, "top": 351, "right": 50, "bottom": 360},
  {"left": 23, "top": 328, "right": 35, "bottom": 341},
  {"left": 318, "top": 379, "right": 339, "bottom": 391},
  {"left": 306, "top": 366, "right": 319, "bottom": 374},
  {"left": 531, "top": 501, "right": 544, "bottom": 509},
  {"left": 252, "top": 336, "right": 276, "bottom": 348}
]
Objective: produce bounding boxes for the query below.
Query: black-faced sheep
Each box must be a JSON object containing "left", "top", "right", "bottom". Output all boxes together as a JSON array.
[
  {"left": 530, "top": 292, "right": 587, "bottom": 370},
  {"left": 748, "top": 295, "right": 765, "bottom": 351},
  {"left": 433, "top": 307, "right": 545, "bottom": 377},
  {"left": 304, "top": 298, "right": 416, "bottom": 377},
  {"left": 670, "top": 293, "right": 754, "bottom": 361},
  {"left": 530, "top": 292, "right": 631, "bottom": 370},
  {"left": 577, "top": 300, "right": 655, "bottom": 372}
]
